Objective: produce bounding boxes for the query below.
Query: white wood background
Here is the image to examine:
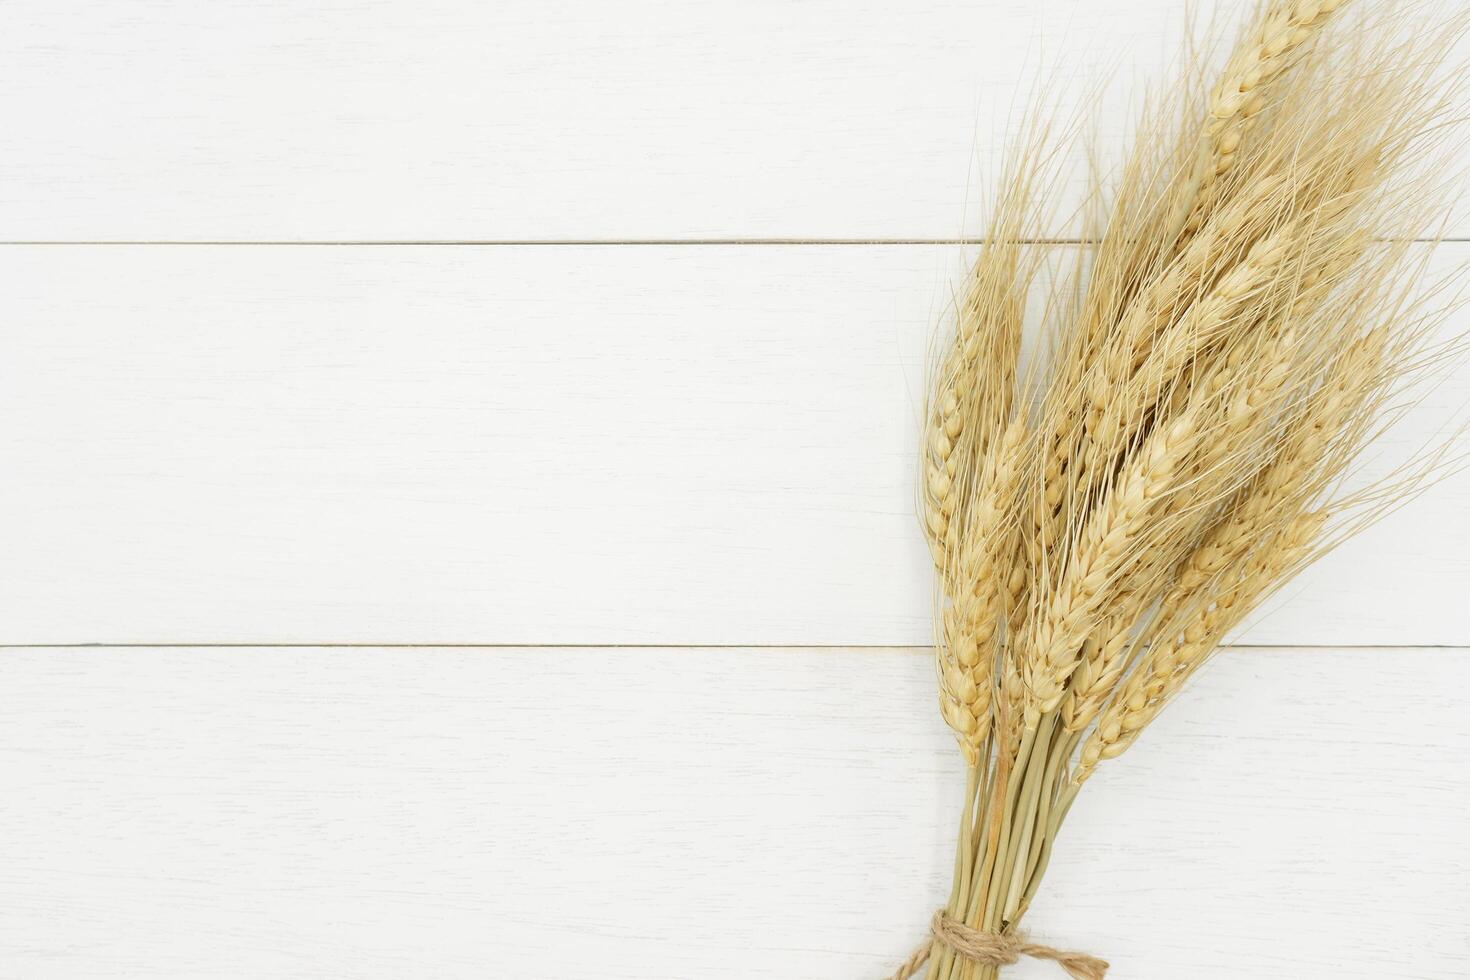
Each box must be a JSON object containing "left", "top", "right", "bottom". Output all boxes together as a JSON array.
[{"left": 1, "top": 2, "right": 1467, "bottom": 979}]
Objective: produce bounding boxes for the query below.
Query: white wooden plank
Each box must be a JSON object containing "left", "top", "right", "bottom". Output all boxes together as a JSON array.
[
  {"left": 2, "top": 243, "right": 1467, "bottom": 646},
  {"left": 0, "top": 645, "right": 1466, "bottom": 979},
  {"left": 5, "top": 0, "right": 1463, "bottom": 241}
]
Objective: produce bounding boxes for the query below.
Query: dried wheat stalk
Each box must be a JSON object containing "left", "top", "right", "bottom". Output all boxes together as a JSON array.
[{"left": 896, "top": 2, "right": 1466, "bottom": 978}]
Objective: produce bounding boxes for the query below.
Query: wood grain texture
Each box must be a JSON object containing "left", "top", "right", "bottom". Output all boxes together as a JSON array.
[
  {"left": 5, "top": 0, "right": 1464, "bottom": 241},
  {"left": 1, "top": 645, "right": 1466, "bottom": 980},
  {"left": 2, "top": 243, "right": 1466, "bottom": 646}
]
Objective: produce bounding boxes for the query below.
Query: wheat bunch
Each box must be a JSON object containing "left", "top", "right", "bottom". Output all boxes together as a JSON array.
[{"left": 894, "top": 3, "right": 1466, "bottom": 978}]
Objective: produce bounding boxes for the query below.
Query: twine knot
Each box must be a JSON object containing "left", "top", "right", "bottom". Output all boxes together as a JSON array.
[{"left": 888, "top": 911, "right": 1108, "bottom": 980}]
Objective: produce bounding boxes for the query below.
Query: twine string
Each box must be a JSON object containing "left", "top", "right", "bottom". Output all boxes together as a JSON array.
[{"left": 888, "top": 911, "right": 1108, "bottom": 980}]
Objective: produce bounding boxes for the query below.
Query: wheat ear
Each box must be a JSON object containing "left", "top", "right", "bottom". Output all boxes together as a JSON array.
[
  {"left": 1075, "top": 508, "right": 1327, "bottom": 780},
  {"left": 1021, "top": 412, "right": 1198, "bottom": 726},
  {"left": 938, "top": 420, "right": 1028, "bottom": 760},
  {"left": 1179, "top": 0, "right": 1347, "bottom": 236}
]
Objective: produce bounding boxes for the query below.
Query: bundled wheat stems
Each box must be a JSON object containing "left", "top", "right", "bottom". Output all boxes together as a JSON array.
[{"left": 898, "top": 2, "right": 1465, "bottom": 978}]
